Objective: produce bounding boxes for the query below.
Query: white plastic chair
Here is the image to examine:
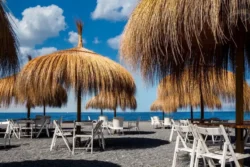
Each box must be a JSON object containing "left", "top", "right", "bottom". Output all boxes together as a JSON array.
[
  {"left": 194, "top": 125, "right": 250, "bottom": 167},
  {"left": 0, "top": 121, "right": 11, "bottom": 147},
  {"left": 172, "top": 124, "right": 197, "bottom": 167},
  {"left": 128, "top": 117, "right": 140, "bottom": 133},
  {"left": 169, "top": 119, "right": 177, "bottom": 142},
  {"left": 150, "top": 117, "right": 154, "bottom": 126},
  {"left": 72, "top": 120, "right": 104, "bottom": 154},
  {"left": 98, "top": 116, "right": 110, "bottom": 134},
  {"left": 50, "top": 120, "right": 72, "bottom": 152},
  {"left": 34, "top": 116, "right": 50, "bottom": 138},
  {"left": 180, "top": 119, "right": 189, "bottom": 126},
  {"left": 88, "top": 116, "right": 91, "bottom": 121},
  {"left": 153, "top": 116, "right": 162, "bottom": 128},
  {"left": 164, "top": 117, "right": 172, "bottom": 128},
  {"left": 108, "top": 117, "right": 124, "bottom": 135},
  {"left": 9, "top": 120, "right": 20, "bottom": 139}
]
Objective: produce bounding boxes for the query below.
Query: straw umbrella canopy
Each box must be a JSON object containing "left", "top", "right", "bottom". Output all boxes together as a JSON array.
[
  {"left": 86, "top": 91, "right": 137, "bottom": 117},
  {"left": 17, "top": 21, "right": 136, "bottom": 122},
  {"left": 120, "top": 0, "right": 250, "bottom": 153},
  {"left": 151, "top": 92, "right": 222, "bottom": 122},
  {"left": 0, "top": 0, "right": 19, "bottom": 76},
  {"left": 150, "top": 98, "right": 177, "bottom": 120},
  {"left": 158, "top": 68, "right": 250, "bottom": 115},
  {"left": 0, "top": 75, "right": 67, "bottom": 117}
]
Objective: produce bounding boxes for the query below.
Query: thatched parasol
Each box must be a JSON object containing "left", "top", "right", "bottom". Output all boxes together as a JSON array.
[
  {"left": 158, "top": 68, "right": 250, "bottom": 118},
  {"left": 86, "top": 91, "right": 137, "bottom": 117},
  {"left": 151, "top": 92, "right": 222, "bottom": 122},
  {"left": 17, "top": 21, "right": 136, "bottom": 122},
  {"left": 120, "top": 0, "right": 250, "bottom": 153},
  {"left": 0, "top": 75, "right": 67, "bottom": 117},
  {"left": 0, "top": 0, "right": 19, "bottom": 75}
]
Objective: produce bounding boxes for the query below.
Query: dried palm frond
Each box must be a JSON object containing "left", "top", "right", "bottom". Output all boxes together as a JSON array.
[
  {"left": 150, "top": 99, "right": 177, "bottom": 113},
  {"left": 17, "top": 20, "right": 136, "bottom": 121},
  {"left": 0, "top": 1, "right": 19, "bottom": 76},
  {"left": 86, "top": 91, "right": 137, "bottom": 111},
  {"left": 158, "top": 68, "right": 250, "bottom": 110},
  {"left": 120, "top": 0, "right": 250, "bottom": 83},
  {"left": 0, "top": 75, "right": 67, "bottom": 108}
]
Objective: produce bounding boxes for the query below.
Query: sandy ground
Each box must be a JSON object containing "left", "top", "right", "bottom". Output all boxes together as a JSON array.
[{"left": 0, "top": 121, "right": 248, "bottom": 167}]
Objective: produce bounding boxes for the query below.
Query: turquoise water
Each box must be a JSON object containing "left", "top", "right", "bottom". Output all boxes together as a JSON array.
[{"left": 0, "top": 111, "right": 250, "bottom": 121}]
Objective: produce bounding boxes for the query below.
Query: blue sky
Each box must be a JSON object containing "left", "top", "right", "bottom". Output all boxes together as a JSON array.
[{"left": 0, "top": 0, "right": 235, "bottom": 113}]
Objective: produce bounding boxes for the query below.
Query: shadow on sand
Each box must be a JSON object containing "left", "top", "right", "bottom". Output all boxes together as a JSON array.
[
  {"left": 105, "top": 137, "right": 169, "bottom": 150},
  {"left": 123, "top": 130, "right": 156, "bottom": 135},
  {"left": 0, "top": 159, "right": 121, "bottom": 167},
  {"left": 0, "top": 145, "right": 20, "bottom": 150}
]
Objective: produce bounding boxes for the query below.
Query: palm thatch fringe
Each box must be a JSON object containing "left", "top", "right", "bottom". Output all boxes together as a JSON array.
[
  {"left": 0, "top": 1, "right": 19, "bottom": 76},
  {"left": 120, "top": 0, "right": 250, "bottom": 83},
  {"left": 0, "top": 75, "right": 67, "bottom": 108},
  {"left": 86, "top": 91, "right": 137, "bottom": 111}
]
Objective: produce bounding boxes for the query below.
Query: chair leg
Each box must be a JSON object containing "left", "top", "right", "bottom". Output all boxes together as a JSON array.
[
  {"left": 61, "top": 135, "right": 71, "bottom": 152},
  {"left": 72, "top": 137, "right": 75, "bottom": 155},
  {"left": 91, "top": 137, "right": 93, "bottom": 154},
  {"left": 46, "top": 127, "right": 50, "bottom": 137},
  {"left": 101, "top": 132, "right": 105, "bottom": 150},
  {"left": 50, "top": 131, "right": 57, "bottom": 151},
  {"left": 169, "top": 127, "right": 174, "bottom": 142},
  {"left": 172, "top": 136, "right": 179, "bottom": 167}
]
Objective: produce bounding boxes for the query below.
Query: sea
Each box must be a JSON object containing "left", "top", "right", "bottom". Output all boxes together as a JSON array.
[{"left": 0, "top": 111, "right": 250, "bottom": 121}]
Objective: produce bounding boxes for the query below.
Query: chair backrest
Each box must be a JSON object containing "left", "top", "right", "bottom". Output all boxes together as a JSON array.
[
  {"left": 58, "top": 116, "right": 63, "bottom": 126},
  {"left": 194, "top": 125, "right": 232, "bottom": 154},
  {"left": 53, "top": 120, "right": 64, "bottom": 135},
  {"left": 174, "top": 124, "right": 192, "bottom": 148},
  {"left": 153, "top": 116, "right": 160, "bottom": 123},
  {"left": 164, "top": 117, "right": 171, "bottom": 125},
  {"left": 150, "top": 117, "right": 154, "bottom": 124},
  {"left": 99, "top": 116, "right": 108, "bottom": 126},
  {"left": 92, "top": 120, "right": 103, "bottom": 135},
  {"left": 113, "top": 117, "right": 124, "bottom": 128},
  {"left": 88, "top": 116, "right": 91, "bottom": 121},
  {"left": 195, "top": 126, "right": 222, "bottom": 136},
  {"left": 35, "top": 116, "right": 46, "bottom": 126},
  {"left": 180, "top": 119, "right": 189, "bottom": 126}
]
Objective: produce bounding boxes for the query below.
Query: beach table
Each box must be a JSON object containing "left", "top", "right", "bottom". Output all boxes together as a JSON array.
[{"left": 16, "top": 119, "right": 35, "bottom": 138}]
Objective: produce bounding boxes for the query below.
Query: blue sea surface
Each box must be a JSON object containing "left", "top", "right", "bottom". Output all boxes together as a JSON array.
[{"left": 0, "top": 111, "right": 250, "bottom": 121}]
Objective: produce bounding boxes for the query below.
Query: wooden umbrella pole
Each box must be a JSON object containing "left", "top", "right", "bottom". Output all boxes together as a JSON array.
[
  {"left": 190, "top": 106, "right": 193, "bottom": 123},
  {"left": 27, "top": 105, "right": 31, "bottom": 119},
  {"left": 76, "top": 88, "right": 82, "bottom": 146},
  {"left": 162, "top": 111, "right": 164, "bottom": 121},
  {"left": 101, "top": 109, "right": 103, "bottom": 116},
  {"left": 77, "top": 89, "right": 81, "bottom": 122},
  {"left": 199, "top": 78, "right": 204, "bottom": 123},
  {"left": 235, "top": 24, "right": 245, "bottom": 155},
  {"left": 43, "top": 101, "right": 46, "bottom": 116},
  {"left": 114, "top": 108, "right": 116, "bottom": 117}
]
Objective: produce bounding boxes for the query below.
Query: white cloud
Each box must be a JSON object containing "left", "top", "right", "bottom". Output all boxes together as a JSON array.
[
  {"left": 19, "top": 46, "right": 57, "bottom": 64},
  {"left": 9, "top": 5, "right": 66, "bottom": 48},
  {"left": 20, "top": 46, "right": 57, "bottom": 57},
  {"left": 91, "top": 0, "right": 139, "bottom": 21},
  {"left": 68, "top": 31, "right": 86, "bottom": 46},
  {"left": 107, "top": 34, "right": 121, "bottom": 50},
  {"left": 93, "top": 37, "right": 100, "bottom": 44}
]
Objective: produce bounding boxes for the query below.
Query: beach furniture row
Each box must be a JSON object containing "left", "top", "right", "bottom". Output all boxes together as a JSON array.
[{"left": 171, "top": 119, "right": 250, "bottom": 167}]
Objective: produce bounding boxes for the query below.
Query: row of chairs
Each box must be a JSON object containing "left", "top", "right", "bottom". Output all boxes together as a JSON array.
[
  {"left": 171, "top": 120, "right": 250, "bottom": 167},
  {"left": 151, "top": 116, "right": 172, "bottom": 128},
  {"left": 99, "top": 116, "right": 140, "bottom": 134}
]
